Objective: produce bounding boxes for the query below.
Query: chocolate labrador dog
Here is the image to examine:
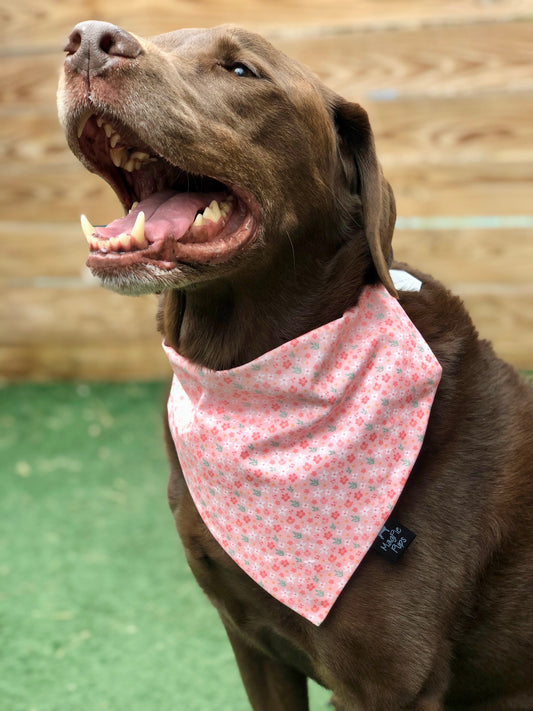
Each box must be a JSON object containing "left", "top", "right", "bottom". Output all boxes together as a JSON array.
[{"left": 58, "top": 21, "right": 533, "bottom": 711}]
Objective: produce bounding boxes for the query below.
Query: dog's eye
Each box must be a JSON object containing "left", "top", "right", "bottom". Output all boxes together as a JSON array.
[{"left": 225, "top": 63, "right": 256, "bottom": 78}]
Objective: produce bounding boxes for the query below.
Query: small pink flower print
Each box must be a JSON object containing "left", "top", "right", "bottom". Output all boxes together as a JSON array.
[{"left": 164, "top": 282, "right": 442, "bottom": 625}]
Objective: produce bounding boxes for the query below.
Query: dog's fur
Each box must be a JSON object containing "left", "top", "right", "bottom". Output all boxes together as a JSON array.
[{"left": 59, "top": 22, "right": 533, "bottom": 710}]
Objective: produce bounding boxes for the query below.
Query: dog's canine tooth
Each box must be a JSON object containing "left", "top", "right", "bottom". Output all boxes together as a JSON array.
[
  {"left": 77, "top": 111, "right": 93, "bottom": 139},
  {"left": 80, "top": 214, "right": 95, "bottom": 242},
  {"left": 110, "top": 133, "right": 121, "bottom": 148},
  {"left": 104, "top": 123, "right": 114, "bottom": 138},
  {"left": 193, "top": 213, "right": 205, "bottom": 227},
  {"left": 110, "top": 147, "right": 127, "bottom": 168},
  {"left": 131, "top": 211, "right": 146, "bottom": 247}
]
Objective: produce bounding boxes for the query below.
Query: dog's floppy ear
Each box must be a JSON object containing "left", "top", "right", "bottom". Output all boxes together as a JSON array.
[{"left": 333, "top": 98, "right": 398, "bottom": 298}]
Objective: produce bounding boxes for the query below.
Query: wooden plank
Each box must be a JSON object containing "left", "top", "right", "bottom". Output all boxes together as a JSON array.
[
  {"left": 3, "top": 222, "right": 532, "bottom": 284},
  {"left": 0, "top": 287, "right": 160, "bottom": 346},
  {"left": 4, "top": 92, "right": 533, "bottom": 170},
  {"left": 0, "top": 222, "right": 87, "bottom": 279},
  {"left": 277, "top": 20, "right": 533, "bottom": 99},
  {"left": 0, "top": 287, "right": 530, "bottom": 378},
  {"left": 460, "top": 290, "right": 533, "bottom": 370},
  {"left": 1, "top": 158, "right": 530, "bottom": 223},
  {"left": 2, "top": 1, "right": 531, "bottom": 52},
  {"left": 367, "top": 94, "right": 533, "bottom": 166},
  {"left": 0, "top": 343, "right": 169, "bottom": 381},
  {"left": 385, "top": 161, "right": 533, "bottom": 218},
  {"left": 3, "top": 22, "right": 533, "bottom": 111},
  {"left": 394, "top": 228, "right": 533, "bottom": 285}
]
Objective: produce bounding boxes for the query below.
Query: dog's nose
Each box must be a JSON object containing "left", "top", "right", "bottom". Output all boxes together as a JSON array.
[{"left": 64, "top": 20, "right": 143, "bottom": 76}]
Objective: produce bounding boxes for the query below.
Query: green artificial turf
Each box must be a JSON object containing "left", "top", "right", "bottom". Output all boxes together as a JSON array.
[{"left": 0, "top": 381, "right": 331, "bottom": 711}]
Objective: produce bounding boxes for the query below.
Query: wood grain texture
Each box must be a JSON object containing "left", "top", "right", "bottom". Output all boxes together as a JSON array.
[
  {"left": 1, "top": 4, "right": 532, "bottom": 377},
  {"left": 1, "top": 283, "right": 530, "bottom": 380},
  {"left": 4, "top": 222, "right": 532, "bottom": 283},
  {"left": 3, "top": 22, "right": 533, "bottom": 110},
  {"left": 0, "top": 343, "right": 169, "bottom": 381},
  {"left": 5, "top": 92, "right": 533, "bottom": 169},
  {"left": 0, "top": 222, "right": 88, "bottom": 279},
  {"left": 2, "top": 1, "right": 531, "bottom": 52},
  {"left": 0, "top": 287, "right": 160, "bottom": 346},
  {"left": 2, "top": 159, "right": 530, "bottom": 224},
  {"left": 394, "top": 228, "right": 533, "bottom": 285}
]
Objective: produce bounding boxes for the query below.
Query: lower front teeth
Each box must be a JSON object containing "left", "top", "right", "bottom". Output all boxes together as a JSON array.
[{"left": 80, "top": 211, "right": 147, "bottom": 253}]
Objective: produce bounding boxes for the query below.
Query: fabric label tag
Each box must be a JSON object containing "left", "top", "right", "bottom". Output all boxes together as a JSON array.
[{"left": 371, "top": 519, "right": 416, "bottom": 562}]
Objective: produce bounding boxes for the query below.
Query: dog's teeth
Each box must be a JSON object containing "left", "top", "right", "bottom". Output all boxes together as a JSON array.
[
  {"left": 131, "top": 151, "right": 149, "bottom": 162},
  {"left": 209, "top": 200, "right": 222, "bottom": 221},
  {"left": 116, "top": 233, "right": 132, "bottom": 250},
  {"left": 131, "top": 211, "right": 146, "bottom": 247},
  {"left": 80, "top": 214, "right": 95, "bottom": 242},
  {"left": 124, "top": 158, "right": 136, "bottom": 172},
  {"left": 220, "top": 198, "right": 232, "bottom": 217},
  {"left": 77, "top": 111, "right": 93, "bottom": 138},
  {"left": 193, "top": 213, "right": 205, "bottom": 227},
  {"left": 104, "top": 123, "right": 114, "bottom": 138},
  {"left": 110, "top": 147, "right": 127, "bottom": 168},
  {"left": 129, "top": 201, "right": 139, "bottom": 214},
  {"left": 203, "top": 202, "right": 221, "bottom": 223},
  {"left": 108, "top": 236, "right": 120, "bottom": 251},
  {"left": 110, "top": 133, "right": 121, "bottom": 148}
]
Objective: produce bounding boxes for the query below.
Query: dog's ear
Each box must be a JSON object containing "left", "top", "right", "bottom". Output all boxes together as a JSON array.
[{"left": 333, "top": 98, "right": 398, "bottom": 297}]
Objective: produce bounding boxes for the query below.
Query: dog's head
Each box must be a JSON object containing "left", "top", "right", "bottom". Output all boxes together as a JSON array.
[{"left": 58, "top": 22, "right": 397, "bottom": 297}]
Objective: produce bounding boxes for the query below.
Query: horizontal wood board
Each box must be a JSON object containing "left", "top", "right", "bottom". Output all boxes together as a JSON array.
[{"left": 2, "top": 1, "right": 532, "bottom": 52}]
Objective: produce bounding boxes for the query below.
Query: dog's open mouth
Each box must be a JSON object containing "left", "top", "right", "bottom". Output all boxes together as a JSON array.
[{"left": 76, "top": 112, "right": 257, "bottom": 270}]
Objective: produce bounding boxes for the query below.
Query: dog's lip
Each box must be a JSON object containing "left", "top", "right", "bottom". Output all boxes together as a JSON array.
[
  {"left": 85, "top": 188, "right": 257, "bottom": 270},
  {"left": 72, "top": 109, "right": 261, "bottom": 269}
]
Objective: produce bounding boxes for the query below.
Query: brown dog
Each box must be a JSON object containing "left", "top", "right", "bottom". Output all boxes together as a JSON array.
[{"left": 58, "top": 21, "right": 533, "bottom": 710}]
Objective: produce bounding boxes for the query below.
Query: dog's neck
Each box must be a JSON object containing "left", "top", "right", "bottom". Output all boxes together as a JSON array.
[{"left": 159, "top": 236, "right": 373, "bottom": 371}]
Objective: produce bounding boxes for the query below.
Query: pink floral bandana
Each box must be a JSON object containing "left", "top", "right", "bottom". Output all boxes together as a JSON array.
[{"left": 164, "top": 281, "right": 442, "bottom": 625}]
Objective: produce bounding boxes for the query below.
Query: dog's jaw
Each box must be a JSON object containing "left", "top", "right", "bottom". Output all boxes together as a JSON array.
[{"left": 59, "top": 104, "right": 261, "bottom": 292}]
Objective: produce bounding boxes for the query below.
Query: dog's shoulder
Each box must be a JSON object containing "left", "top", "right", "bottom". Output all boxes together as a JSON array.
[{"left": 391, "top": 262, "right": 476, "bottom": 369}]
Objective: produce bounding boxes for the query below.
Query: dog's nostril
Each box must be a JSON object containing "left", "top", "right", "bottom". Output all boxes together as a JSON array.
[
  {"left": 99, "top": 32, "right": 115, "bottom": 54},
  {"left": 64, "top": 30, "right": 82, "bottom": 56}
]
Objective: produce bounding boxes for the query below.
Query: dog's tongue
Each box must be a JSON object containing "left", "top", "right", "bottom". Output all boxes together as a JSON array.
[{"left": 94, "top": 190, "right": 226, "bottom": 243}]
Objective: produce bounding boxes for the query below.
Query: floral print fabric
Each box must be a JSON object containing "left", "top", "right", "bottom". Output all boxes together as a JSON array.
[{"left": 164, "top": 284, "right": 442, "bottom": 625}]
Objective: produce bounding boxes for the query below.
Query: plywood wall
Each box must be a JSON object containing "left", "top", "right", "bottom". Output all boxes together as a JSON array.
[{"left": 1, "top": 0, "right": 532, "bottom": 380}]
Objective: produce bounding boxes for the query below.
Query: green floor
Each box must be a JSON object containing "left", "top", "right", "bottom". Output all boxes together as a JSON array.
[{"left": 0, "top": 381, "right": 331, "bottom": 711}]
